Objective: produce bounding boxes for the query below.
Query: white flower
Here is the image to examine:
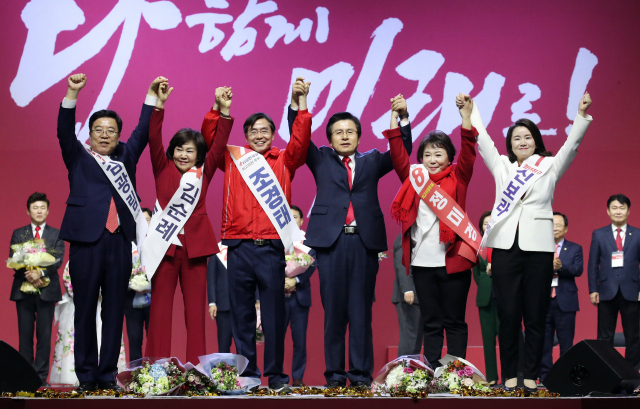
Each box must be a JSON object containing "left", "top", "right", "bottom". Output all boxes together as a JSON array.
[{"left": 462, "top": 378, "right": 475, "bottom": 387}]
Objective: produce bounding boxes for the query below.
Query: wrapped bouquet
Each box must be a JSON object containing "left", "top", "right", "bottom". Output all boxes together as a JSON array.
[
  {"left": 433, "top": 355, "right": 489, "bottom": 392},
  {"left": 372, "top": 355, "right": 435, "bottom": 394},
  {"left": 129, "top": 258, "right": 151, "bottom": 309},
  {"left": 198, "top": 353, "right": 260, "bottom": 394},
  {"left": 117, "top": 357, "right": 186, "bottom": 395},
  {"left": 7, "top": 239, "right": 58, "bottom": 294},
  {"left": 285, "top": 242, "right": 315, "bottom": 278}
]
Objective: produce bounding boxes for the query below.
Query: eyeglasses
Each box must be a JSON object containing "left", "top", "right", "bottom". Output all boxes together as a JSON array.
[
  {"left": 248, "top": 128, "right": 272, "bottom": 136},
  {"left": 332, "top": 129, "right": 357, "bottom": 137},
  {"left": 91, "top": 128, "right": 119, "bottom": 137}
]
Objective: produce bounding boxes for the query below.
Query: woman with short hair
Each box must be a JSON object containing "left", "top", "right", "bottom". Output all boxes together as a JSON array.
[
  {"left": 384, "top": 94, "right": 478, "bottom": 369},
  {"left": 465, "top": 92, "right": 592, "bottom": 392}
]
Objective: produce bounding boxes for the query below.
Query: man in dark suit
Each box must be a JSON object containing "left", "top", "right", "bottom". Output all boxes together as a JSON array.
[
  {"left": 9, "top": 192, "right": 65, "bottom": 386},
  {"left": 392, "top": 233, "right": 422, "bottom": 356},
  {"left": 57, "top": 73, "right": 164, "bottom": 391},
  {"left": 288, "top": 94, "right": 412, "bottom": 387},
  {"left": 284, "top": 205, "right": 316, "bottom": 387},
  {"left": 539, "top": 212, "right": 584, "bottom": 382},
  {"left": 124, "top": 208, "right": 152, "bottom": 362},
  {"left": 589, "top": 194, "right": 640, "bottom": 369}
]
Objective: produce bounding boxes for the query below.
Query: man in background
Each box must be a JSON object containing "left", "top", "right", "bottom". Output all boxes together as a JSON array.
[
  {"left": 9, "top": 192, "right": 65, "bottom": 386},
  {"left": 539, "top": 212, "right": 583, "bottom": 382},
  {"left": 588, "top": 194, "right": 640, "bottom": 369},
  {"left": 392, "top": 233, "right": 422, "bottom": 356}
]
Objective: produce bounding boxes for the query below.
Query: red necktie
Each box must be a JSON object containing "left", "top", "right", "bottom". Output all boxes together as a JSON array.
[
  {"left": 106, "top": 197, "right": 119, "bottom": 233},
  {"left": 616, "top": 228, "right": 623, "bottom": 251},
  {"left": 342, "top": 157, "right": 355, "bottom": 226},
  {"left": 35, "top": 226, "right": 41, "bottom": 240},
  {"left": 552, "top": 244, "right": 558, "bottom": 298}
]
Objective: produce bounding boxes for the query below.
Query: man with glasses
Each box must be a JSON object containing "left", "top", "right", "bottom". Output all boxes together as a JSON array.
[
  {"left": 287, "top": 94, "right": 412, "bottom": 388},
  {"left": 200, "top": 77, "right": 312, "bottom": 393},
  {"left": 56, "top": 73, "right": 164, "bottom": 392}
]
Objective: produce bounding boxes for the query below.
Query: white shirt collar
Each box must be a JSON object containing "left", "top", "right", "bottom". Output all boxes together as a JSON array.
[
  {"left": 31, "top": 222, "right": 46, "bottom": 236},
  {"left": 337, "top": 152, "right": 356, "bottom": 162},
  {"left": 555, "top": 238, "right": 565, "bottom": 248},
  {"left": 612, "top": 224, "right": 627, "bottom": 234}
]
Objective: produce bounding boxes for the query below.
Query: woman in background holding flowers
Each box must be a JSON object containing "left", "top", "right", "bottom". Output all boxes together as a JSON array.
[
  {"left": 472, "top": 210, "right": 499, "bottom": 386},
  {"left": 384, "top": 94, "right": 478, "bottom": 370},
  {"left": 144, "top": 83, "right": 233, "bottom": 364},
  {"left": 465, "top": 92, "right": 592, "bottom": 392}
]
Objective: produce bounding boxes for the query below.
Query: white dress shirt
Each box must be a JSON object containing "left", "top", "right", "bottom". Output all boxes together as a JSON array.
[
  {"left": 338, "top": 153, "right": 357, "bottom": 226},
  {"left": 612, "top": 224, "right": 627, "bottom": 248},
  {"left": 31, "top": 222, "right": 47, "bottom": 276},
  {"left": 410, "top": 201, "right": 447, "bottom": 267}
]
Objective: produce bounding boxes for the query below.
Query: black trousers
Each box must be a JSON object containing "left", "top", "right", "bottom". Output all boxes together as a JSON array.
[
  {"left": 315, "top": 232, "right": 378, "bottom": 385},
  {"left": 69, "top": 229, "right": 131, "bottom": 383},
  {"left": 15, "top": 295, "right": 55, "bottom": 383},
  {"left": 539, "top": 297, "right": 576, "bottom": 381},
  {"left": 215, "top": 310, "right": 234, "bottom": 353},
  {"left": 227, "top": 240, "right": 288, "bottom": 385},
  {"left": 412, "top": 266, "right": 471, "bottom": 369},
  {"left": 124, "top": 293, "right": 150, "bottom": 363},
  {"left": 492, "top": 233, "right": 554, "bottom": 380},
  {"left": 284, "top": 295, "right": 310, "bottom": 380},
  {"left": 597, "top": 289, "right": 640, "bottom": 369}
]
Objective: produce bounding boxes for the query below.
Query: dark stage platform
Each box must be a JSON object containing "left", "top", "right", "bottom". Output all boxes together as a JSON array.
[{"left": 3, "top": 394, "right": 640, "bottom": 409}]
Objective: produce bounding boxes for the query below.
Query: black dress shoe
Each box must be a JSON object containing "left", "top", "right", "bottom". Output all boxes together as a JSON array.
[
  {"left": 524, "top": 386, "right": 538, "bottom": 396},
  {"left": 75, "top": 382, "right": 97, "bottom": 393},
  {"left": 325, "top": 380, "right": 345, "bottom": 388},
  {"left": 97, "top": 381, "right": 123, "bottom": 391},
  {"left": 350, "top": 381, "right": 371, "bottom": 390}
]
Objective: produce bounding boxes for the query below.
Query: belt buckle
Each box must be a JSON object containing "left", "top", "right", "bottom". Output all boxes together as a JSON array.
[
  {"left": 344, "top": 226, "right": 356, "bottom": 234},
  {"left": 254, "top": 239, "right": 266, "bottom": 246}
]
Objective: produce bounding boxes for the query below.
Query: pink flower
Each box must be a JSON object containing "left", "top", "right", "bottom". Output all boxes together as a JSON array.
[
  {"left": 457, "top": 370, "right": 465, "bottom": 377},
  {"left": 403, "top": 367, "right": 414, "bottom": 374},
  {"left": 464, "top": 366, "right": 475, "bottom": 376}
]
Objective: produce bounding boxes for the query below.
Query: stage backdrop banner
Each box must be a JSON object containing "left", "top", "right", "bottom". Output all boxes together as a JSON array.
[{"left": 1, "top": 0, "right": 638, "bottom": 386}]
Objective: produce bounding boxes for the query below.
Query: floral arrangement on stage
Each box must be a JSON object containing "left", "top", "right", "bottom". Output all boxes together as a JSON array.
[
  {"left": 7, "top": 239, "right": 58, "bottom": 294},
  {"left": 180, "top": 368, "right": 217, "bottom": 396},
  {"left": 433, "top": 355, "right": 489, "bottom": 392},
  {"left": 117, "top": 358, "right": 186, "bottom": 395},
  {"left": 199, "top": 353, "right": 261, "bottom": 395},
  {"left": 372, "top": 355, "right": 436, "bottom": 394}
]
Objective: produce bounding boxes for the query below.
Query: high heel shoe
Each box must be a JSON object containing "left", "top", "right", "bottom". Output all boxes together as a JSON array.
[{"left": 524, "top": 385, "right": 538, "bottom": 396}]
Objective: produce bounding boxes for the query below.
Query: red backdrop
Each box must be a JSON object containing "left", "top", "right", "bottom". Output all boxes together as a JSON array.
[{"left": 1, "top": 0, "right": 638, "bottom": 386}]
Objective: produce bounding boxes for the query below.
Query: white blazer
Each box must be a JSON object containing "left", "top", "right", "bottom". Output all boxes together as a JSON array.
[{"left": 471, "top": 106, "right": 592, "bottom": 252}]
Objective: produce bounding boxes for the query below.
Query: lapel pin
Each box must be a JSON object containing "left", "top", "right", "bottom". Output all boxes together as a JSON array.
[{"left": 564, "top": 248, "right": 567, "bottom": 251}]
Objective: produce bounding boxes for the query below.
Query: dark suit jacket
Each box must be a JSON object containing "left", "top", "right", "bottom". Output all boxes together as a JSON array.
[
  {"left": 207, "top": 254, "right": 260, "bottom": 311},
  {"left": 290, "top": 248, "right": 316, "bottom": 308},
  {"left": 57, "top": 102, "right": 152, "bottom": 244},
  {"left": 392, "top": 234, "right": 418, "bottom": 305},
  {"left": 9, "top": 224, "right": 65, "bottom": 302},
  {"left": 555, "top": 239, "right": 583, "bottom": 312},
  {"left": 472, "top": 255, "right": 492, "bottom": 307},
  {"left": 588, "top": 225, "right": 640, "bottom": 301},
  {"left": 288, "top": 107, "right": 412, "bottom": 251}
]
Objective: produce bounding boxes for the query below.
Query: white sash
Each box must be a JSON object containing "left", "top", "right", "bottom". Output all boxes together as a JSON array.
[
  {"left": 228, "top": 145, "right": 303, "bottom": 252},
  {"left": 83, "top": 144, "right": 148, "bottom": 252},
  {"left": 480, "top": 154, "right": 553, "bottom": 251},
  {"left": 216, "top": 242, "right": 228, "bottom": 269},
  {"left": 142, "top": 165, "right": 204, "bottom": 280}
]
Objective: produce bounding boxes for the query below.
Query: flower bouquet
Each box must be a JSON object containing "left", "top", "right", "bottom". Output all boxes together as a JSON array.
[
  {"left": 198, "top": 353, "right": 261, "bottom": 394},
  {"left": 117, "top": 357, "right": 186, "bottom": 396},
  {"left": 377, "top": 252, "right": 388, "bottom": 261},
  {"left": 433, "top": 354, "right": 489, "bottom": 393},
  {"left": 129, "top": 258, "right": 151, "bottom": 308},
  {"left": 372, "top": 355, "right": 435, "bottom": 394},
  {"left": 7, "top": 239, "right": 58, "bottom": 294},
  {"left": 285, "top": 242, "right": 315, "bottom": 278},
  {"left": 179, "top": 366, "right": 217, "bottom": 396}
]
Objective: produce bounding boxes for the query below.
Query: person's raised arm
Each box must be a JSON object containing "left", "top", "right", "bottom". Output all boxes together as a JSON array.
[
  {"left": 552, "top": 92, "right": 593, "bottom": 180},
  {"left": 57, "top": 73, "right": 86, "bottom": 169},
  {"left": 284, "top": 78, "right": 312, "bottom": 172},
  {"left": 454, "top": 93, "right": 477, "bottom": 186},
  {"left": 148, "top": 81, "right": 173, "bottom": 177},
  {"left": 205, "top": 87, "right": 234, "bottom": 180},
  {"left": 127, "top": 76, "right": 167, "bottom": 164},
  {"left": 381, "top": 94, "right": 410, "bottom": 181},
  {"left": 461, "top": 93, "right": 501, "bottom": 176}
]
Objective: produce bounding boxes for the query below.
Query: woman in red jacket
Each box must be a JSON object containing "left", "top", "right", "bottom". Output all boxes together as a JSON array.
[
  {"left": 383, "top": 94, "right": 477, "bottom": 369},
  {"left": 144, "top": 84, "right": 233, "bottom": 364}
]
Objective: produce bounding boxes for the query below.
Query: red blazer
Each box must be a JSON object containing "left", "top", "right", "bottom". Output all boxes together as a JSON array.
[
  {"left": 201, "top": 109, "right": 312, "bottom": 240},
  {"left": 386, "top": 126, "right": 478, "bottom": 275},
  {"left": 149, "top": 107, "right": 233, "bottom": 259}
]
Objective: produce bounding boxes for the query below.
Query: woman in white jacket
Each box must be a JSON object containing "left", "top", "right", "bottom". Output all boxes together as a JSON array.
[{"left": 461, "top": 92, "right": 592, "bottom": 392}]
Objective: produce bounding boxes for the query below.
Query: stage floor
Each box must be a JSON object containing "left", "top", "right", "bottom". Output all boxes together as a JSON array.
[{"left": 3, "top": 394, "right": 640, "bottom": 409}]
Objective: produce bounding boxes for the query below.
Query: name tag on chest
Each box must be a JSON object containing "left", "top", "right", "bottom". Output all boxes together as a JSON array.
[{"left": 612, "top": 251, "right": 624, "bottom": 268}]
